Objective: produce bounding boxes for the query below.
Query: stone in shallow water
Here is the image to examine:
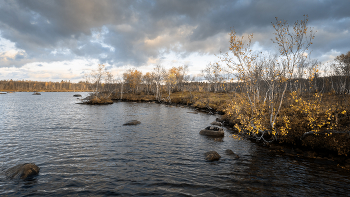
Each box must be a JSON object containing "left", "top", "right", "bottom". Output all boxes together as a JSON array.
[
  {"left": 225, "top": 149, "right": 235, "bottom": 155},
  {"left": 225, "top": 149, "right": 239, "bottom": 159},
  {"left": 5, "top": 163, "right": 40, "bottom": 180},
  {"left": 123, "top": 120, "right": 141, "bottom": 126},
  {"left": 204, "top": 151, "right": 221, "bottom": 161},
  {"left": 199, "top": 126, "right": 224, "bottom": 137}
]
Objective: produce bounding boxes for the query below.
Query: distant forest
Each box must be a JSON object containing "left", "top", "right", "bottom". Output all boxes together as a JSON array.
[
  {"left": 1, "top": 75, "right": 349, "bottom": 95},
  {"left": 0, "top": 80, "right": 92, "bottom": 92}
]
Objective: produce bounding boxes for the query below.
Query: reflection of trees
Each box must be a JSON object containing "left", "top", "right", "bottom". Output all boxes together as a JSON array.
[{"left": 237, "top": 146, "right": 349, "bottom": 196}]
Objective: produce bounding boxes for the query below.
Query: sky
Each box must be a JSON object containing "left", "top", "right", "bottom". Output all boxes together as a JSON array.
[{"left": 0, "top": 0, "right": 349, "bottom": 82}]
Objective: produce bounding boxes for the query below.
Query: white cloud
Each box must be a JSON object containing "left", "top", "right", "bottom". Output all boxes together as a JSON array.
[
  {"left": 318, "top": 49, "right": 341, "bottom": 63},
  {"left": 0, "top": 59, "right": 101, "bottom": 82},
  {"left": 0, "top": 1, "right": 349, "bottom": 82}
]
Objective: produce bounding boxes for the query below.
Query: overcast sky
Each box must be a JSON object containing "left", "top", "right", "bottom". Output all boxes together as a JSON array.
[{"left": 0, "top": 0, "right": 349, "bottom": 82}]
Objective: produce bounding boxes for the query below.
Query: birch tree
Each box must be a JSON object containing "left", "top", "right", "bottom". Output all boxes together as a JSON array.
[{"left": 222, "top": 15, "right": 315, "bottom": 142}]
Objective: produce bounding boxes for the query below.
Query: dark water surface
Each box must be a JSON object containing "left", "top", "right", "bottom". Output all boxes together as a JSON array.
[{"left": 1, "top": 92, "right": 350, "bottom": 196}]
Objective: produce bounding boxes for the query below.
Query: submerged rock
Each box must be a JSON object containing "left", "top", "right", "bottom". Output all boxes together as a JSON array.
[
  {"left": 199, "top": 126, "right": 224, "bottom": 137},
  {"left": 123, "top": 120, "right": 141, "bottom": 126},
  {"left": 225, "top": 149, "right": 240, "bottom": 159},
  {"left": 5, "top": 163, "right": 40, "bottom": 180},
  {"left": 225, "top": 149, "right": 234, "bottom": 155},
  {"left": 204, "top": 151, "right": 221, "bottom": 161},
  {"left": 214, "top": 138, "right": 224, "bottom": 142}
]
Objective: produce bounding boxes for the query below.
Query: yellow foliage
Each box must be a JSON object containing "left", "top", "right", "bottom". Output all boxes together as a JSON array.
[{"left": 123, "top": 69, "right": 142, "bottom": 93}]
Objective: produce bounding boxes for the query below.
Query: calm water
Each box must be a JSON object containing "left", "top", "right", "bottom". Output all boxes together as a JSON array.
[{"left": 0, "top": 92, "right": 350, "bottom": 196}]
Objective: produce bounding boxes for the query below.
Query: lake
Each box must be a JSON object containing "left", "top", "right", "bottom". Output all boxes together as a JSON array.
[{"left": 1, "top": 92, "right": 350, "bottom": 196}]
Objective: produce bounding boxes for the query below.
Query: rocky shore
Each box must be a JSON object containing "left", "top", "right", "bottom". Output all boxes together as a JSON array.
[{"left": 111, "top": 92, "right": 350, "bottom": 169}]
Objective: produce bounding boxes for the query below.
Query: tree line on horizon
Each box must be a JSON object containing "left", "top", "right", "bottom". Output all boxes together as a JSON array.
[
  {"left": 1, "top": 49, "right": 349, "bottom": 97},
  {"left": 0, "top": 79, "right": 91, "bottom": 92}
]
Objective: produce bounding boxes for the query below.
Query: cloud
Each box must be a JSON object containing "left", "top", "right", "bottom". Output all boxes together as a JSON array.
[{"left": 0, "top": 0, "right": 349, "bottom": 72}]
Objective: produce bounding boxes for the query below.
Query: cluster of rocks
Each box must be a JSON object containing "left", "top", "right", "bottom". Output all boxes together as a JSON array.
[
  {"left": 201, "top": 118, "right": 350, "bottom": 168},
  {"left": 200, "top": 119, "right": 239, "bottom": 161}
]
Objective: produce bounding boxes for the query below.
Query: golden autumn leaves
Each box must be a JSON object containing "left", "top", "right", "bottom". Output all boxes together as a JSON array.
[{"left": 221, "top": 15, "right": 332, "bottom": 142}]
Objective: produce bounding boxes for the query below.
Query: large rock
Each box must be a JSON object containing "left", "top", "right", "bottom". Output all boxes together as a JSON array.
[
  {"left": 123, "top": 120, "right": 141, "bottom": 126},
  {"left": 199, "top": 126, "right": 224, "bottom": 137},
  {"left": 204, "top": 151, "right": 221, "bottom": 161},
  {"left": 5, "top": 163, "right": 40, "bottom": 180}
]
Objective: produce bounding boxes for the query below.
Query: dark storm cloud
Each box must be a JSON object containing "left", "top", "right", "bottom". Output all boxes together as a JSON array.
[{"left": 0, "top": 0, "right": 349, "bottom": 68}]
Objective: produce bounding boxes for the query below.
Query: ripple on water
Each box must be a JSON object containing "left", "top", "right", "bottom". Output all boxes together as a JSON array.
[{"left": 1, "top": 93, "right": 350, "bottom": 196}]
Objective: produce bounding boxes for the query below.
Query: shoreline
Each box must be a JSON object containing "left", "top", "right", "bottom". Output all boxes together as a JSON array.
[
  {"left": 0, "top": 90, "right": 93, "bottom": 92},
  {"left": 111, "top": 92, "right": 350, "bottom": 169},
  {"left": 4, "top": 91, "right": 349, "bottom": 168}
]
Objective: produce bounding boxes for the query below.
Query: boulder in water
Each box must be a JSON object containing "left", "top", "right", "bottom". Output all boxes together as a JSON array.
[
  {"left": 5, "top": 163, "right": 40, "bottom": 180},
  {"left": 123, "top": 120, "right": 141, "bottom": 126},
  {"left": 199, "top": 126, "right": 224, "bottom": 137},
  {"left": 204, "top": 151, "right": 221, "bottom": 161}
]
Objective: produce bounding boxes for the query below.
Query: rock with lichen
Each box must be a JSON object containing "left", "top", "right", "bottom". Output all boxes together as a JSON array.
[
  {"left": 204, "top": 151, "right": 221, "bottom": 161},
  {"left": 5, "top": 163, "right": 40, "bottom": 180},
  {"left": 199, "top": 126, "right": 224, "bottom": 137}
]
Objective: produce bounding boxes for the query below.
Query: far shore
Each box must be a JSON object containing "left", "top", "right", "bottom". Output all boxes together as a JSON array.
[{"left": 0, "top": 90, "right": 93, "bottom": 92}]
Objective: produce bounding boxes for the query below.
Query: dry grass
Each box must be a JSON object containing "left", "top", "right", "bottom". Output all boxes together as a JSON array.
[
  {"left": 113, "top": 93, "right": 156, "bottom": 102},
  {"left": 83, "top": 96, "right": 113, "bottom": 105}
]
